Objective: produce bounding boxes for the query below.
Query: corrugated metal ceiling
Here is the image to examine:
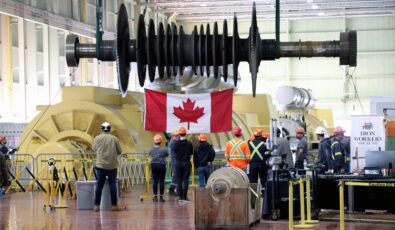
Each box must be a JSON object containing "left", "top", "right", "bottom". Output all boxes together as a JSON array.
[{"left": 147, "top": 0, "right": 395, "bottom": 22}]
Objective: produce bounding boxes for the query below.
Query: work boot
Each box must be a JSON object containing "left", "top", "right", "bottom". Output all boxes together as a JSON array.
[
  {"left": 169, "top": 187, "right": 177, "bottom": 196},
  {"left": 111, "top": 205, "right": 125, "bottom": 211},
  {"left": 159, "top": 195, "right": 165, "bottom": 203},
  {"left": 93, "top": 205, "right": 100, "bottom": 212},
  {"left": 153, "top": 195, "right": 158, "bottom": 202}
]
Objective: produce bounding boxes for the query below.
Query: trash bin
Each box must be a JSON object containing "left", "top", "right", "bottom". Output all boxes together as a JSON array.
[
  {"left": 96, "top": 179, "right": 120, "bottom": 210},
  {"left": 76, "top": 181, "right": 96, "bottom": 210}
]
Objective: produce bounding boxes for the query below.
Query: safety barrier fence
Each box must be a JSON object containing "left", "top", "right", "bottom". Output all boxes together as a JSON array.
[
  {"left": 288, "top": 175, "right": 319, "bottom": 230},
  {"left": 338, "top": 181, "right": 395, "bottom": 230},
  {"left": 5, "top": 153, "right": 228, "bottom": 195}
]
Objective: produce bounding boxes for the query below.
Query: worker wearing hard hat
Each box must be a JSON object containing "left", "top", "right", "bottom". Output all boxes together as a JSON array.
[
  {"left": 173, "top": 127, "right": 194, "bottom": 203},
  {"left": 248, "top": 128, "right": 270, "bottom": 191},
  {"left": 168, "top": 131, "right": 180, "bottom": 196},
  {"left": 193, "top": 134, "right": 216, "bottom": 187},
  {"left": 0, "top": 136, "right": 8, "bottom": 155},
  {"left": 225, "top": 126, "right": 251, "bottom": 172},
  {"left": 0, "top": 136, "right": 16, "bottom": 160},
  {"left": 92, "top": 122, "right": 124, "bottom": 211},
  {"left": 331, "top": 126, "right": 346, "bottom": 173},
  {"left": 314, "top": 127, "right": 333, "bottom": 174},
  {"left": 294, "top": 127, "right": 308, "bottom": 171},
  {"left": 0, "top": 136, "right": 10, "bottom": 190},
  {"left": 149, "top": 134, "right": 169, "bottom": 202},
  {"left": 276, "top": 128, "right": 294, "bottom": 169}
]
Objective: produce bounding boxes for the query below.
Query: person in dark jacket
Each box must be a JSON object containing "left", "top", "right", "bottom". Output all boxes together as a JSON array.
[
  {"left": 0, "top": 136, "right": 16, "bottom": 160},
  {"left": 248, "top": 129, "right": 270, "bottom": 190},
  {"left": 174, "top": 127, "right": 193, "bottom": 203},
  {"left": 149, "top": 134, "right": 169, "bottom": 202},
  {"left": 193, "top": 134, "right": 215, "bottom": 187},
  {"left": 314, "top": 127, "right": 332, "bottom": 174},
  {"left": 331, "top": 126, "right": 346, "bottom": 173},
  {"left": 168, "top": 131, "right": 180, "bottom": 196}
]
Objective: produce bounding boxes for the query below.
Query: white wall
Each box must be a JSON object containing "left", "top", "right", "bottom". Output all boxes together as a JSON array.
[{"left": 0, "top": 0, "right": 168, "bottom": 123}]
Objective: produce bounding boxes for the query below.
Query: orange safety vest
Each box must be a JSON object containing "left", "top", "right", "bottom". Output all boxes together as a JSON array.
[{"left": 225, "top": 137, "right": 251, "bottom": 170}]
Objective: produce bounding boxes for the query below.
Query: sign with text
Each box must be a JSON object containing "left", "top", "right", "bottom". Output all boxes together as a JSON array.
[{"left": 350, "top": 115, "right": 385, "bottom": 172}]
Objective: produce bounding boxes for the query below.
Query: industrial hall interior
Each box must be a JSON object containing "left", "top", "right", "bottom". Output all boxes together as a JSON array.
[{"left": 1, "top": 0, "right": 395, "bottom": 229}]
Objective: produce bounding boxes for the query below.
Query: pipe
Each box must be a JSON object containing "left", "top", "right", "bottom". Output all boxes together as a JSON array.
[{"left": 275, "top": 0, "right": 280, "bottom": 58}]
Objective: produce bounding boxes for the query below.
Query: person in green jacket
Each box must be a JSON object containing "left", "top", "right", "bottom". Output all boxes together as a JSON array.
[{"left": 92, "top": 122, "right": 124, "bottom": 211}]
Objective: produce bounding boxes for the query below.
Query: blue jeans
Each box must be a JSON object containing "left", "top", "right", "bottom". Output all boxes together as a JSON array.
[
  {"left": 197, "top": 165, "right": 211, "bottom": 187},
  {"left": 94, "top": 167, "right": 118, "bottom": 206}
]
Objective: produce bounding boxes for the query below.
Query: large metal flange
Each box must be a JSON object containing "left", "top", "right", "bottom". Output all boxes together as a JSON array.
[
  {"left": 340, "top": 31, "right": 357, "bottom": 67},
  {"left": 199, "top": 24, "right": 205, "bottom": 76},
  {"left": 165, "top": 24, "right": 171, "bottom": 77},
  {"left": 213, "top": 22, "right": 219, "bottom": 79},
  {"left": 348, "top": 31, "right": 357, "bottom": 67},
  {"left": 192, "top": 26, "right": 198, "bottom": 75},
  {"left": 249, "top": 2, "right": 261, "bottom": 97},
  {"left": 65, "top": 34, "right": 80, "bottom": 67},
  {"left": 205, "top": 24, "right": 211, "bottom": 78},
  {"left": 222, "top": 19, "right": 228, "bottom": 82},
  {"left": 156, "top": 22, "right": 165, "bottom": 79},
  {"left": 136, "top": 14, "right": 147, "bottom": 86},
  {"left": 171, "top": 23, "right": 178, "bottom": 76},
  {"left": 147, "top": 19, "right": 156, "bottom": 82},
  {"left": 178, "top": 26, "right": 185, "bottom": 76},
  {"left": 116, "top": 3, "right": 131, "bottom": 96},
  {"left": 232, "top": 15, "right": 240, "bottom": 86}
]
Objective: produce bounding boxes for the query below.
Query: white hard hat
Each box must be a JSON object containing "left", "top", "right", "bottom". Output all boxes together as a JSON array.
[
  {"left": 315, "top": 126, "right": 325, "bottom": 135},
  {"left": 101, "top": 122, "right": 112, "bottom": 132}
]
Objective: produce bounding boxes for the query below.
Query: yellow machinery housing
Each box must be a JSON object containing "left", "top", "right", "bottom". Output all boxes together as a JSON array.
[{"left": 18, "top": 86, "right": 276, "bottom": 156}]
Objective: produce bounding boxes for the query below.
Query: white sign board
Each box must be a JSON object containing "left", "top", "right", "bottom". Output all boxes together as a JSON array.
[{"left": 350, "top": 115, "right": 385, "bottom": 172}]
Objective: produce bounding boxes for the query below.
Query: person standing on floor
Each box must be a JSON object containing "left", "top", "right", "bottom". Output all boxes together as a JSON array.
[
  {"left": 276, "top": 128, "right": 294, "bottom": 169},
  {"left": 294, "top": 127, "right": 308, "bottom": 170},
  {"left": 248, "top": 129, "right": 270, "bottom": 191},
  {"left": 0, "top": 136, "right": 16, "bottom": 160},
  {"left": 194, "top": 134, "right": 216, "bottom": 187},
  {"left": 225, "top": 126, "right": 251, "bottom": 173},
  {"left": 314, "top": 127, "right": 332, "bottom": 174},
  {"left": 149, "top": 134, "right": 169, "bottom": 202},
  {"left": 331, "top": 126, "right": 346, "bottom": 173},
  {"left": 174, "top": 127, "right": 194, "bottom": 203},
  {"left": 92, "top": 122, "right": 124, "bottom": 211},
  {"left": 168, "top": 131, "right": 180, "bottom": 196}
]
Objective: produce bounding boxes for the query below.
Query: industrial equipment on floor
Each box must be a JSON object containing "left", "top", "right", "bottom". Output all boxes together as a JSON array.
[
  {"left": 65, "top": 2, "right": 357, "bottom": 97},
  {"left": 17, "top": 86, "right": 276, "bottom": 155},
  {"left": 195, "top": 166, "right": 261, "bottom": 229}
]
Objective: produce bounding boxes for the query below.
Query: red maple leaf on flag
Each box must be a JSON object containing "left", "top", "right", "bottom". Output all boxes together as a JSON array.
[{"left": 173, "top": 98, "right": 205, "bottom": 130}]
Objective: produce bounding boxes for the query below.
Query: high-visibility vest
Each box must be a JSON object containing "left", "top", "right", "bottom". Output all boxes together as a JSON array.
[
  {"left": 225, "top": 138, "right": 250, "bottom": 169},
  {"left": 331, "top": 141, "right": 344, "bottom": 159},
  {"left": 229, "top": 139, "right": 246, "bottom": 160},
  {"left": 250, "top": 141, "right": 264, "bottom": 160}
]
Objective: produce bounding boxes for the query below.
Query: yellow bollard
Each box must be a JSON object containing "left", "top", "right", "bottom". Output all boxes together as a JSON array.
[
  {"left": 191, "top": 159, "right": 196, "bottom": 187},
  {"left": 294, "top": 178, "right": 314, "bottom": 229},
  {"left": 339, "top": 180, "right": 345, "bottom": 230},
  {"left": 305, "top": 176, "right": 318, "bottom": 224},
  {"left": 289, "top": 180, "right": 294, "bottom": 230},
  {"left": 139, "top": 159, "right": 152, "bottom": 201}
]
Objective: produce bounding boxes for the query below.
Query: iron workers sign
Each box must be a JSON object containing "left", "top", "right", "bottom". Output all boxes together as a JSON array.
[{"left": 350, "top": 115, "right": 385, "bottom": 173}]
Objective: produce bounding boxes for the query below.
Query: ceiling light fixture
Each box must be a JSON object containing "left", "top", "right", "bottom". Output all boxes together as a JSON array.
[{"left": 311, "top": 4, "right": 318, "bottom": 9}]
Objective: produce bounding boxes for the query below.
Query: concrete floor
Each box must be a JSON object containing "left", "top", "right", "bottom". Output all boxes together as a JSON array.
[{"left": 0, "top": 186, "right": 394, "bottom": 229}]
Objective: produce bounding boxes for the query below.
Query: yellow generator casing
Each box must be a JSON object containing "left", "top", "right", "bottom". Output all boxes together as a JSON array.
[{"left": 18, "top": 87, "right": 276, "bottom": 156}]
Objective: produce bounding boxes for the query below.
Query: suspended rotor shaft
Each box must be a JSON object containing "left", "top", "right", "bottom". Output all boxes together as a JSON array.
[{"left": 66, "top": 2, "right": 357, "bottom": 97}]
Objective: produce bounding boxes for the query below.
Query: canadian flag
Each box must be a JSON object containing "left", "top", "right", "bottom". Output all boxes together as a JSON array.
[{"left": 144, "top": 89, "right": 233, "bottom": 133}]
